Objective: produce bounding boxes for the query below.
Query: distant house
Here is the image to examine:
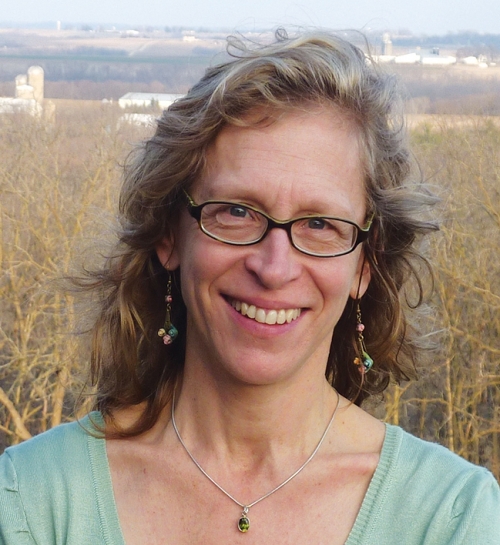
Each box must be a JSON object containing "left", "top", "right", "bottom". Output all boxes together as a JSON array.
[
  {"left": 421, "top": 54, "right": 456, "bottom": 66},
  {"left": 462, "top": 56, "right": 480, "bottom": 65},
  {"left": 461, "top": 55, "right": 489, "bottom": 68},
  {"left": 0, "top": 97, "right": 42, "bottom": 116},
  {"left": 376, "top": 50, "right": 456, "bottom": 66},
  {"left": 118, "top": 93, "right": 184, "bottom": 110},
  {"left": 373, "top": 55, "right": 396, "bottom": 63},
  {"left": 394, "top": 52, "right": 421, "bottom": 64},
  {"left": 117, "top": 113, "right": 157, "bottom": 127}
]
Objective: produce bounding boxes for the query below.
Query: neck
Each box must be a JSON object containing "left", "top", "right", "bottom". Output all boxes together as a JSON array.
[{"left": 172, "top": 366, "right": 340, "bottom": 467}]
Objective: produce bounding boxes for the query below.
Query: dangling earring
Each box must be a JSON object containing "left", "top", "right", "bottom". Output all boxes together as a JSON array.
[
  {"left": 158, "top": 272, "right": 178, "bottom": 345},
  {"left": 353, "top": 302, "right": 373, "bottom": 374}
]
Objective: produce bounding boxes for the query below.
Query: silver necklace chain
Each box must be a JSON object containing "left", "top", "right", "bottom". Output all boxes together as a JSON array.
[{"left": 171, "top": 389, "right": 341, "bottom": 533}]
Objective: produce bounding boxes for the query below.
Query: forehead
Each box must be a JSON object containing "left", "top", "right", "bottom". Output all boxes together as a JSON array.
[{"left": 195, "top": 106, "right": 366, "bottom": 220}]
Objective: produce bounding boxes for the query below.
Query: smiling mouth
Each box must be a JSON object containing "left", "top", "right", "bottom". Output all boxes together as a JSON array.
[{"left": 230, "top": 299, "right": 302, "bottom": 325}]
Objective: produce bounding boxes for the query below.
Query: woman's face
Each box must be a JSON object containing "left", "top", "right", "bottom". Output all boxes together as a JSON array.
[{"left": 158, "top": 107, "right": 370, "bottom": 386}]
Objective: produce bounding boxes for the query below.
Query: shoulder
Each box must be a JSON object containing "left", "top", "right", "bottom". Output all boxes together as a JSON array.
[
  {"left": 4, "top": 414, "right": 98, "bottom": 453},
  {"left": 0, "top": 414, "right": 112, "bottom": 544},
  {"left": 367, "top": 424, "right": 500, "bottom": 543},
  {"left": 385, "top": 424, "right": 495, "bottom": 487},
  {"left": 0, "top": 413, "right": 106, "bottom": 496},
  {"left": 2, "top": 413, "right": 103, "bottom": 481}
]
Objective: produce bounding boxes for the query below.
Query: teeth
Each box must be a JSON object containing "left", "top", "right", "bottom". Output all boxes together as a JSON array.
[
  {"left": 231, "top": 300, "right": 301, "bottom": 325},
  {"left": 265, "top": 310, "right": 278, "bottom": 325},
  {"left": 255, "top": 309, "right": 266, "bottom": 323}
]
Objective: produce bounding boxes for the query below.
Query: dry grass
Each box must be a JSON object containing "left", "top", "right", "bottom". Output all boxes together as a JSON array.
[{"left": 0, "top": 106, "right": 498, "bottom": 480}]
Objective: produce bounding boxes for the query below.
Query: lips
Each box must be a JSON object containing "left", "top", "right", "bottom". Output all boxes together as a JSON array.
[{"left": 230, "top": 299, "right": 302, "bottom": 325}]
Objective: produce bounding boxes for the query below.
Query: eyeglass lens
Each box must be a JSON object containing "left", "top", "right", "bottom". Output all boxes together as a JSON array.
[{"left": 199, "top": 202, "right": 359, "bottom": 256}]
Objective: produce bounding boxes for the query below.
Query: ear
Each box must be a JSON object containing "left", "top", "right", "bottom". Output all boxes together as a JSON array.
[
  {"left": 156, "top": 235, "right": 180, "bottom": 271},
  {"left": 349, "top": 251, "right": 371, "bottom": 300}
]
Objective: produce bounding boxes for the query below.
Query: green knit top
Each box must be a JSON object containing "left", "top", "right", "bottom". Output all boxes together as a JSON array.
[{"left": 0, "top": 414, "right": 499, "bottom": 544}]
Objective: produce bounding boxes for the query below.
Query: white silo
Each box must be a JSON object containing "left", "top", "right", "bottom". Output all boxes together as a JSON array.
[
  {"left": 15, "top": 74, "right": 35, "bottom": 99},
  {"left": 382, "top": 33, "right": 393, "bottom": 56},
  {"left": 28, "top": 66, "right": 44, "bottom": 103},
  {"left": 15, "top": 74, "right": 27, "bottom": 87}
]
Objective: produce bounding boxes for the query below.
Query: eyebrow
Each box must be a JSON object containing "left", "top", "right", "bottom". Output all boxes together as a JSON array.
[{"left": 195, "top": 191, "right": 357, "bottom": 220}]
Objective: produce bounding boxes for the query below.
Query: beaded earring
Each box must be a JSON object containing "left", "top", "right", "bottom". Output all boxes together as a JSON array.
[
  {"left": 353, "top": 302, "right": 373, "bottom": 374},
  {"left": 157, "top": 272, "right": 178, "bottom": 345}
]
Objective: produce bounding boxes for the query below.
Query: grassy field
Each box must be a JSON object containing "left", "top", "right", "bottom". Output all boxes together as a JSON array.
[
  {"left": 1, "top": 26, "right": 499, "bottom": 474},
  {"left": 0, "top": 101, "right": 498, "bottom": 479}
]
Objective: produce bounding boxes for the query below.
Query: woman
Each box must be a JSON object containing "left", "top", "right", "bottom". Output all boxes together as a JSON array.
[{"left": 1, "top": 30, "right": 499, "bottom": 544}]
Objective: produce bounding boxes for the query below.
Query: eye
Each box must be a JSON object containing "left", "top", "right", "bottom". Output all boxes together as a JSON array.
[
  {"left": 208, "top": 203, "right": 260, "bottom": 227},
  {"left": 229, "top": 205, "right": 248, "bottom": 218},
  {"left": 298, "top": 217, "right": 352, "bottom": 242},
  {"left": 307, "top": 218, "right": 328, "bottom": 230}
]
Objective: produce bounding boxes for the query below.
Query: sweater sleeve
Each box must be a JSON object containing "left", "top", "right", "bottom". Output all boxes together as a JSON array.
[
  {"left": 0, "top": 451, "right": 36, "bottom": 545},
  {"left": 446, "top": 467, "right": 500, "bottom": 544}
]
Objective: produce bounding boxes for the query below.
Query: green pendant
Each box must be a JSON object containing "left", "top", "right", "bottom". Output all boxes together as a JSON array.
[{"left": 238, "top": 516, "right": 250, "bottom": 533}]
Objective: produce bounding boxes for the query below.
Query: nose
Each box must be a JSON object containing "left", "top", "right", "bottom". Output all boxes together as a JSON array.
[{"left": 244, "top": 227, "right": 302, "bottom": 289}]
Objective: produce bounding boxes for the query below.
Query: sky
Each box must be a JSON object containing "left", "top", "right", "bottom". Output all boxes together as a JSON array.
[{"left": 1, "top": 0, "right": 500, "bottom": 36}]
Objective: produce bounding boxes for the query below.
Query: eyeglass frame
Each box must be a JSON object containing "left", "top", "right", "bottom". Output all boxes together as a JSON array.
[{"left": 183, "top": 191, "right": 374, "bottom": 258}]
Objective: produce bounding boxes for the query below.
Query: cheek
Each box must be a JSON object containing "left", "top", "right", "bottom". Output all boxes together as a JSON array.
[
  {"left": 317, "top": 259, "right": 361, "bottom": 307},
  {"left": 177, "top": 235, "right": 239, "bottom": 300}
]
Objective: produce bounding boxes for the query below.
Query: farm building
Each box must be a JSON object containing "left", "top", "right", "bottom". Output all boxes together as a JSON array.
[
  {"left": 0, "top": 98, "right": 42, "bottom": 116},
  {"left": 118, "top": 93, "right": 184, "bottom": 110},
  {"left": 0, "top": 66, "right": 47, "bottom": 117}
]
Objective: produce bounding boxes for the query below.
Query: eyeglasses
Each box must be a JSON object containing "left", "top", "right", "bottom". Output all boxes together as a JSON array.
[{"left": 184, "top": 192, "right": 373, "bottom": 258}]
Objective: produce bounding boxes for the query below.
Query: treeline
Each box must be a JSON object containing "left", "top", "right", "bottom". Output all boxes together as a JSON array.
[
  {"left": 390, "top": 65, "right": 500, "bottom": 115},
  {"left": 0, "top": 56, "right": 210, "bottom": 91},
  {"left": 393, "top": 31, "right": 500, "bottom": 51},
  {"left": 0, "top": 104, "right": 499, "bottom": 479},
  {"left": 3, "top": 58, "right": 500, "bottom": 112}
]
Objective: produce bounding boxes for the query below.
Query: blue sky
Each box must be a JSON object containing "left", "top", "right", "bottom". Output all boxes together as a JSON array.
[{"left": 1, "top": 0, "right": 499, "bottom": 35}]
